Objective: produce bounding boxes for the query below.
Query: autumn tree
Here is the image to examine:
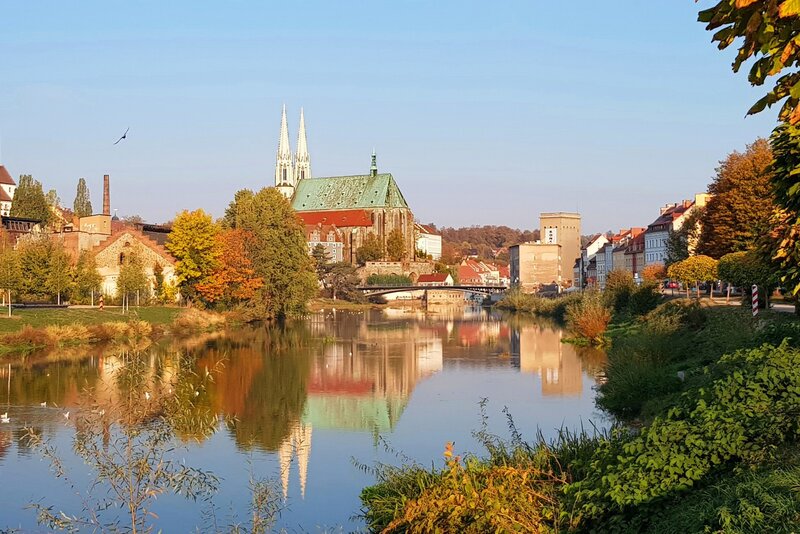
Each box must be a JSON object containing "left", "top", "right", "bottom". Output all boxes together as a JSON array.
[
  {"left": 699, "top": 3, "right": 800, "bottom": 297},
  {"left": 641, "top": 263, "right": 667, "bottom": 283},
  {"left": 117, "top": 252, "right": 149, "bottom": 308},
  {"left": 166, "top": 209, "right": 220, "bottom": 303},
  {"left": 46, "top": 244, "right": 73, "bottom": 305},
  {"left": 386, "top": 228, "right": 405, "bottom": 261},
  {"left": 194, "top": 228, "right": 263, "bottom": 308},
  {"left": 0, "top": 239, "right": 21, "bottom": 316},
  {"left": 696, "top": 140, "right": 774, "bottom": 258},
  {"left": 73, "top": 250, "right": 102, "bottom": 304},
  {"left": 667, "top": 255, "right": 718, "bottom": 298},
  {"left": 73, "top": 178, "right": 93, "bottom": 217},
  {"left": 356, "top": 232, "right": 383, "bottom": 264},
  {"left": 10, "top": 175, "right": 52, "bottom": 226},
  {"left": 225, "top": 187, "right": 316, "bottom": 318}
]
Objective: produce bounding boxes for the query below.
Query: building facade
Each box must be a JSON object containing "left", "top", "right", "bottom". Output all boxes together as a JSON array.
[
  {"left": 0, "top": 165, "right": 17, "bottom": 217},
  {"left": 644, "top": 194, "right": 709, "bottom": 266},
  {"left": 539, "top": 212, "right": 581, "bottom": 287},
  {"left": 509, "top": 243, "right": 561, "bottom": 293},
  {"left": 415, "top": 223, "right": 442, "bottom": 260}
]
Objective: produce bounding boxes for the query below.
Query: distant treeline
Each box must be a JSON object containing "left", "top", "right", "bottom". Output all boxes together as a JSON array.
[{"left": 423, "top": 224, "right": 539, "bottom": 263}]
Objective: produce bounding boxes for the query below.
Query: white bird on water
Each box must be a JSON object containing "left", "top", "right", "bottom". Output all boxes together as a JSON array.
[
  {"left": 1, "top": 412, "right": 9, "bottom": 424},
  {"left": 144, "top": 392, "right": 151, "bottom": 401},
  {"left": 63, "top": 411, "right": 70, "bottom": 420},
  {"left": 40, "top": 401, "right": 47, "bottom": 408}
]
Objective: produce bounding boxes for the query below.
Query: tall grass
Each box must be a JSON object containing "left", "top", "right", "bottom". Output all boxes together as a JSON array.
[{"left": 496, "top": 290, "right": 581, "bottom": 321}]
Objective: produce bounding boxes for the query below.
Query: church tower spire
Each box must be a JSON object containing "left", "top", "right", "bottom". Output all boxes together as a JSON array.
[
  {"left": 294, "top": 108, "right": 311, "bottom": 183},
  {"left": 275, "top": 104, "right": 295, "bottom": 198}
]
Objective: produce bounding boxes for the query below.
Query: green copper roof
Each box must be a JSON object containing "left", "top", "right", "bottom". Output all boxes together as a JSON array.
[
  {"left": 291, "top": 173, "right": 410, "bottom": 211},
  {"left": 301, "top": 394, "right": 409, "bottom": 432}
]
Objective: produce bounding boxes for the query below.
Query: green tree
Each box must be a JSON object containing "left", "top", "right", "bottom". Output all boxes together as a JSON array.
[
  {"left": 697, "top": 140, "right": 774, "bottom": 258},
  {"left": 226, "top": 187, "right": 317, "bottom": 319},
  {"left": 311, "top": 243, "right": 331, "bottom": 280},
  {"left": 665, "top": 208, "right": 703, "bottom": 266},
  {"left": 73, "top": 178, "right": 93, "bottom": 217},
  {"left": 667, "top": 255, "right": 719, "bottom": 298},
  {"left": 46, "top": 244, "right": 73, "bottom": 305},
  {"left": 718, "top": 250, "right": 777, "bottom": 307},
  {"left": 386, "top": 228, "right": 405, "bottom": 261},
  {"left": 325, "top": 262, "right": 362, "bottom": 300},
  {"left": 0, "top": 239, "right": 21, "bottom": 316},
  {"left": 117, "top": 252, "right": 150, "bottom": 309},
  {"left": 45, "top": 189, "right": 60, "bottom": 208},
  {"left": 73, "top": 250, "right": 102, "bottom": 304},
  {"left": 10, "top": 175, "right": 52, "bottom": 226},
  {"left": 17, "top": 237, "right": 54, "bottom": 300},
  {"left": 222, "top": 189, "right": 254, "bottom": 228},
  {"left": 166, "top": 209, "right": 220, "bottom": 303},
  {"left": 356, "top": 232, "right": 383, "bottom": 264}
]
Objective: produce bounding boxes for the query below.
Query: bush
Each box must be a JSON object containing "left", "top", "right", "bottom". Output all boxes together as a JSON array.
[
  {"left": 605, "top": 270, "right": 636, "bottom": 312},
  {"left": 566, "top": 291, "right": 612, "bottom": 344},
  {"left": 570, "top": 342, "right": 800, "bottom": 523},
  {"left": 597, "top": 355, "right": 680, "bottom": 417},
  {"left": 44, "top": 324, "right": 92, "bottom": 346},
  {"left": 642, "top": 299, "right": 707, "bottom": 335},
  {"left": 171, "top": 308, "right": 226, "bottom": 335},
  {"left": 628, "top": 282, "right": 662, "bottom": 316},
  {"left": 496, "top": 290, "right": 581, "bottom": 321},
  {"left": 365, "top": 273, "right": 412, "bottom": 286}
]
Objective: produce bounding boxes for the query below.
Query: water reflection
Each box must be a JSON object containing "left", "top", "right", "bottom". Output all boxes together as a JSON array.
[{"left": 0, "top": 307, "right": 607, "bottom": 529}]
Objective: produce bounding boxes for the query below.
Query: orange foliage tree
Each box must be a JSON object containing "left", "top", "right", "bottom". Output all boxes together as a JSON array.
[
  {"left": 195, "top": 229, "right": 262, "bottom": 308},
  {"left": 641, "top": 264, "right": 667, "bottom": 283}
]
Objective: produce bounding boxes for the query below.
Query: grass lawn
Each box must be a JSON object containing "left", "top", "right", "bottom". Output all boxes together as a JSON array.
[{"left": 0, "top": 306, "right": 184, "bottom": 334}]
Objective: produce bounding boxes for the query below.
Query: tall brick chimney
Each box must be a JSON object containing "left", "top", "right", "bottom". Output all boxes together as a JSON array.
[{"left": 103, "top": 175, "right": 110, "bottom": 216}]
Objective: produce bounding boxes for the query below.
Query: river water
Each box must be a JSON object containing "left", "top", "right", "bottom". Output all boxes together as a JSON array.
[{"left": 0, "top": 306, "right": 607, "bottom": 531}]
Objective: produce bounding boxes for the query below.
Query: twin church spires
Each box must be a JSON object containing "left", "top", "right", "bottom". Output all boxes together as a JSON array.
[{"left": 275, "top": 105, "right": 311, "bottom": 198}]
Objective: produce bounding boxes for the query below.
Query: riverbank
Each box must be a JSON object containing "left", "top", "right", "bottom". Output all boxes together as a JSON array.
[
  {"left": 360, "top": 303, "right": 800, "bottom": 532},
  {"left": 307, "top": 298, "right": 386, "bottom": 312},
  {"left": 0, "top": 307, "right": 229, "bottom": 357}
]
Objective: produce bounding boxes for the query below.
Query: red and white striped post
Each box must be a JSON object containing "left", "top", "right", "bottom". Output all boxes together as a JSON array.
[{"left": 752, "top": 284, "right": 759, "bottom": 317}]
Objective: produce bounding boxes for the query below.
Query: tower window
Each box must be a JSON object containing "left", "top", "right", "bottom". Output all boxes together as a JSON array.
[{"left": 282, "top": 169, "right": 287, "bottom": 182}]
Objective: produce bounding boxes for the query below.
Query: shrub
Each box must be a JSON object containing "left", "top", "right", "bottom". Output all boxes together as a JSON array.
[
  {"left": 570, "top": 342, "right": 800, "bottom": 522},
  {"left": 642, "top": 299, "right": 707, "bottom": 335},
  {"left": 171, "top": 308, "right": 226, "bottom": 335},
  {"left": 566, "top": 291, "right": 612, "bottom": 344},
  {"left": 89, "top": 322, "right": 130, "bottom": 342},
  {"left": 604, "top": 270, "right": 636, "bottom": 312},
  {"left": 365, "top": 273, "right": 412, "bottom": 286},
  {"left": 44, "top": 324, "right": 92, "bottom": 346},
  {"left": 597, "top": 355, "right": 680, "bottom": 417},
  {"left": 628, "top": 282, "right": 662, "bottom": 316},
  {"left": 496, "top": 290, "right": 581, "bottom": 321},
  {"left": 3, "top": 325, "right": 53, "bottom": 348}
]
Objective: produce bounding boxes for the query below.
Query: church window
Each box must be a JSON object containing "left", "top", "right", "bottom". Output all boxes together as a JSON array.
[
  {"left": 311, "top": 230, "right": 320, "bottom": 242},
  {"left": 119, "top": 253, "right": 125, "bottom": 265},
  {"left": 282, "top": 168, "right": 287, "bottom": 183},
  {"left": 301, "top": 170, "right": 305, "bottom": 180}
]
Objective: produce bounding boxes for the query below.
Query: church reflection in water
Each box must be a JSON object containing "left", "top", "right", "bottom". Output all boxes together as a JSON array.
[{"left": 0, "top": 307, "right": 605, "bottom": 502}]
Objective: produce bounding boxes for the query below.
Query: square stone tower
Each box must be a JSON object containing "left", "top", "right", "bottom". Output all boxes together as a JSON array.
[{"left": 539, "top": 212, "right": 581, "bottom": 286}]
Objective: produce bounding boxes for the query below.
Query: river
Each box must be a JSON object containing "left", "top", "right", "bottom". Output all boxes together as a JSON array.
[{"left": 0, "top": 306, "right": 608, "bottom": 531}]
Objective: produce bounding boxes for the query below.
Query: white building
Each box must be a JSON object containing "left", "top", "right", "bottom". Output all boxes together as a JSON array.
[
  {"left": 0, "top": 165, "right": 17, "bottom": 217},
  {"left": 645, "top": 194, "right": 709, "bottom": 266},
  {"left": 415, "top": 223, "right": 442, "bottom": 260}
]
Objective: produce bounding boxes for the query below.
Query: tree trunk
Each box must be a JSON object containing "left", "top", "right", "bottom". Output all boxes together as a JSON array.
[
  {"left": 7, "top": 290, "right": 10, "bottom": 318},
  {"left": 726, "top": 284, "right": 731, "bottom": 304}
]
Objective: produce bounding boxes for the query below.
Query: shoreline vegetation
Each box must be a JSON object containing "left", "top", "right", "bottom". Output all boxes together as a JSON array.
[
  {"left": 0, "top": 307, "right": 229, "bottom": 357},
  {"left": 359, "top": 293, "right": 800, "bottom": 532}
]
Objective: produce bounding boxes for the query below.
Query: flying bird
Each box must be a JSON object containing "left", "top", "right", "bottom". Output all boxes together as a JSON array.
[{"left": 113, "top": 127, "right": 130, "bottom": 145}]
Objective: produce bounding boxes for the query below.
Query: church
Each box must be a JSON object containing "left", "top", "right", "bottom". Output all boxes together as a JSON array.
[{"left": 273, "top": 106, "right": 416, "bottom": 264}]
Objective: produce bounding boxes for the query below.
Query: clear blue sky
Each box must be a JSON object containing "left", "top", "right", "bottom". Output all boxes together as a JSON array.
[{"left": 0, "top": 1, "right": 778, "bottom": 233}]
